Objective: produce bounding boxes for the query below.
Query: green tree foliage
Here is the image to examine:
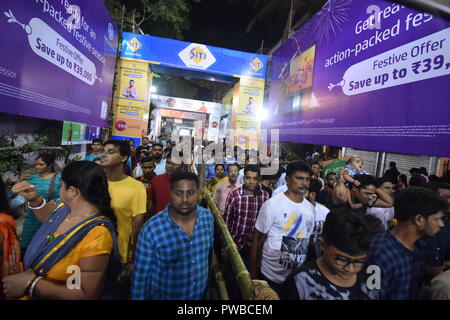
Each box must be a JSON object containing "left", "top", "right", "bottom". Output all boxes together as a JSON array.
[
  {"left": 103, "top": 0, "right": 201, "bottom": 40},
  {"left": 0, "top": 135, "right": 47, "bottom": 173},
  {"left": 0, "top": 122, "right": 71, "bottom": 174}
]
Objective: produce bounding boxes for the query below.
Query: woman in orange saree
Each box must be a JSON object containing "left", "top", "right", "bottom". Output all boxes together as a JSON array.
[{"left": 0, "top": 178, "right": 23, "bottom": 300}]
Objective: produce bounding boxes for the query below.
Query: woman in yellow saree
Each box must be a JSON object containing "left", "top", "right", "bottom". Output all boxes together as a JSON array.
[
  {"left": 208, "top": 164, "right": 227, "bottom": 193},
  {"left": 2, "top": 161, "right": 120, "bottom": 300}
]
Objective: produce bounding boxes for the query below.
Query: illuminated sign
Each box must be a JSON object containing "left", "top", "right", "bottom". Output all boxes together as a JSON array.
[
  {"left": 178, "top": 43, "right": 216, "bottom": 69},
  {"left": 127, "top": 37, "right": 142, "bottom": 53},
  {"left": 250, "top": 58, "right": 263, "bottom": 72}
]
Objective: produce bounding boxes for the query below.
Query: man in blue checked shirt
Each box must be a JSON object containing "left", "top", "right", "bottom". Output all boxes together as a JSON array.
[
  {"left": 368, "top": 187, "right": 447, "bottom": 300},
  {"left": 131, "top": 171, "right": 214, "bottom": 300}
]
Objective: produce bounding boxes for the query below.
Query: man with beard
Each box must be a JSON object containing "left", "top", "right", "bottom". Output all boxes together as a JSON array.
[
  {"left": 251, "top": 160, "right": 315, "bottom": 296},
  {"left": 317, "top": 172, "right": 337, "bottom": 208},
  {"left": 213, "top": 164, "right": 241, "bottom": 215},
  {"left": 151, "top": 143, "right": 166, "bottom": 175},
  {"left": 135, "top": 156, "right": 156, "bottom": 213},
  {"left": 150, "top": 153, "right": 183, "bottom": 216},
  {"left": 224, "top": 165, "right": 269, "bottom": 267},
  {"left": 131, "top": 171, "right": 214, "bottom": 299}
]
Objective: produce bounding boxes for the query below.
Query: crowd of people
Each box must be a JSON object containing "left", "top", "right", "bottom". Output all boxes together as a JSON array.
[{"left": 0, "top": 136, "right": 449, "bottom": 300}]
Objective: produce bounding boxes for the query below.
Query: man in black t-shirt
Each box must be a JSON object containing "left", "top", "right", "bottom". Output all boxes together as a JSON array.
[{"left": 281, "top": 208, "right": 379, "bottom": 300}]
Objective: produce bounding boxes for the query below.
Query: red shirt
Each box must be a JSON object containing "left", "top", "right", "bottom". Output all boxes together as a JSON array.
[
  {"left": 136, "top": 174, "right": 154, "bottom": 211},
  {"left": 150, "top": 173, "right": 171, "bottom": 215}
]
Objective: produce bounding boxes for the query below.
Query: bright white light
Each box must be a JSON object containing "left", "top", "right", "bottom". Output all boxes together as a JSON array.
[
  {"left": 258, "top": 108, "right": 270, "bottom": 121},
  {"left": 151, "top": 86, "right": 157, "bottom": 93}
]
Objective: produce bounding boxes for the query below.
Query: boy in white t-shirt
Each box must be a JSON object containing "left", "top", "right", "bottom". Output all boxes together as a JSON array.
[
  {"left": 251, "top": 160, "right": 315, "bottom": 296},
  {"left": 306, "top": 178, "right": 331, "bottom": 259}
]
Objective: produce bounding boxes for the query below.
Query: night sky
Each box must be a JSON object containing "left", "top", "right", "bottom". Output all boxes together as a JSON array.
[{"left": 185, "top": 1, "right": 286, "bottom": 54}]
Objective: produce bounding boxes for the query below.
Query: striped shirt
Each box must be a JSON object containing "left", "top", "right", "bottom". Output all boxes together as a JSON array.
[
  {"left": 131, "top": 205, "right": 214, "bottom": 300},
  {"left": 223, "top": 185, "right": 269, "bottom": 251}
]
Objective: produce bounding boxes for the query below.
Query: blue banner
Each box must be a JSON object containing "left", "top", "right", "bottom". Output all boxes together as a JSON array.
[{"left": 121, "top": 32, "right": 268, "bottom": 79}]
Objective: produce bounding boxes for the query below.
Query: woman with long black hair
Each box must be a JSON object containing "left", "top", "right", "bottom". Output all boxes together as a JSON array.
[
  {"left": 3, "top": 161, "right": 120, "bottom": 300},
  {"left": 20, "top": 153, "right": 61, "bottom": 254}
]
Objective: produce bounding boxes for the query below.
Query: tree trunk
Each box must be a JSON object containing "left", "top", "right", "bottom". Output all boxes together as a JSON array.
[{"left": 282, "top": 0, "right": 295, "bottom": 41}]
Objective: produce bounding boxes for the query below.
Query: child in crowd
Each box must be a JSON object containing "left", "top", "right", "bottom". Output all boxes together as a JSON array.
[
  {"left": 338, "top": 157, "right": 368, "bottom": 187},
  {"left": 336, "top": 157, "right": 368, "bottom": 209}
]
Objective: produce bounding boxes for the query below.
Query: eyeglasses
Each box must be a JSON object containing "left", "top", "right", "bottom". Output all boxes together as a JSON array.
[{"left": 334, "top": 253, "right": 366, "bottom": 269}]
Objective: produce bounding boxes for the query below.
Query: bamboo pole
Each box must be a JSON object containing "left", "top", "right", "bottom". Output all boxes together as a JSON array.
[
  {"left": 203, "top": 190, "right": 254, "bottom": 300},
  {"left": 252, "top": 280, "right": 280, "bottom": 300},
  {"left": 212, "top": 252, "right": 229, "bottom": 300},
  {"left": 198, "top": 163, "right": 206, "bottom": 190}
]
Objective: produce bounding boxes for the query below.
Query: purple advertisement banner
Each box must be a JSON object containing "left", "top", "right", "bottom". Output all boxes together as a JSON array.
[
  {"left": 0, "top": 0, "right": 118, "bottom": 127},
  {"left": 264, "top": 0, "right": 450, "bottom": 157}
]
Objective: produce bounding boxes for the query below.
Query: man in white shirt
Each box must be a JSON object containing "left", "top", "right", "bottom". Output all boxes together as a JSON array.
[
  {"left": 274, "top": 172, "right": 286, "bottom": 189},
  {"left": 236, "top": 149, "right": 252, "bottom": 184},
  {"left": 251, "top": 160, "right": 315, "bottom": 296},
  {"left": 312, "top": 149, "right": 320, "bottom": 161},
  {"left": 151, "top": 143, "right": 166, "bottom": 175},
  {"left": 237, "top": 167, "right": 245, "bottom": 185},
  {"left": 272, "top": 183, "right": 287, "bottom": 197},
  {"left": 366, "top": 177, "right": 395, "bottom": 231}
]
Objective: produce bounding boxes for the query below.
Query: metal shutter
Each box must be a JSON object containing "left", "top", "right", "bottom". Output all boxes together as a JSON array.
[
  {"left": 384, "top": 153, "right": 430, "bottom": 177},
  {"left": 346, "top": 148, "right": 378, "bottom": 175}
]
